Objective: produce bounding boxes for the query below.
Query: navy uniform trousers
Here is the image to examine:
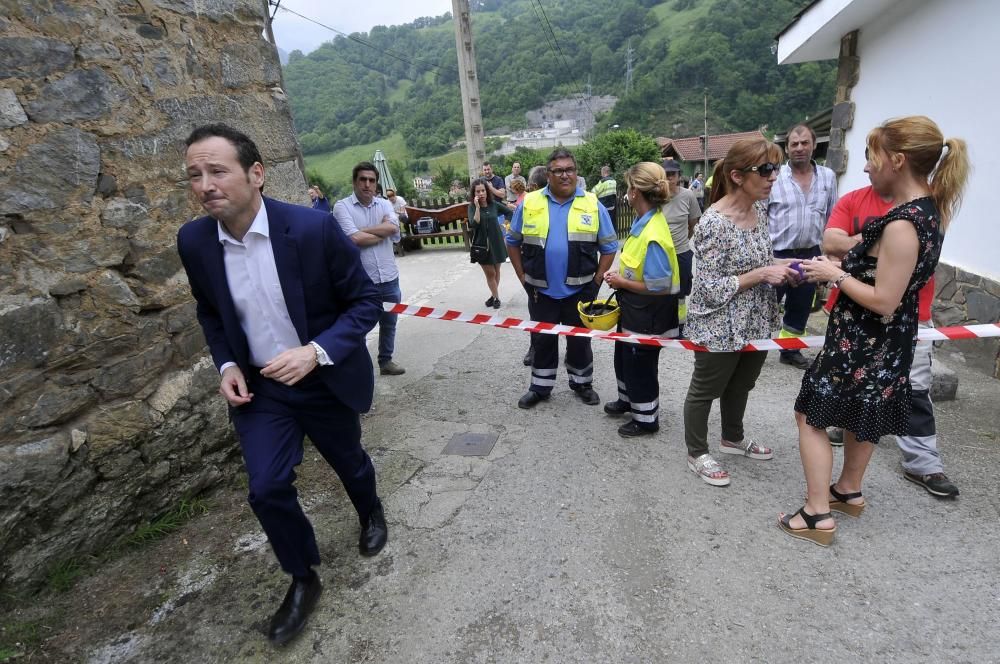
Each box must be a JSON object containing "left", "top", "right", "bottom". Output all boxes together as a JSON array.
[
  {"left": 232, "top": 368, "right": 377, "bottom": 578},
  {"left": 526, "top": 283, "right": 597, "bottom": 395},
  {"left": 613, "top": 342, "right": 662, "bottom": 426}
]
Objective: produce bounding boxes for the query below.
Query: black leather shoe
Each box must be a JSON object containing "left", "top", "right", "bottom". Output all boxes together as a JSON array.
[
  {"left": 574, "top": 387, "right": 600, "bottom": 405},
  {"left": 603, "top": 399, "right": 629, "bottom": 416},
  {"left": 522, "top": 348, "right": 534, "bottom": 366},
  {"left": 779, "top": 351, "right": 810, "bottom": 370},
  {"left": 617, "top": 420, "right": 659, "bottom": 438},
  {"left": 517, "top": 390, "right": 549, "bottom": 409},
  {"left": 268, "top": 571, "right": 322, "bottom": 645},
  {"left": 359, "top": 500, "right": 388, "bottom": 557},
  {"left": 492, "top": 298, "right": 501, "bottom": 309},
  {"left": 485, "top": 296, "right": 496, "bottom": 307}
]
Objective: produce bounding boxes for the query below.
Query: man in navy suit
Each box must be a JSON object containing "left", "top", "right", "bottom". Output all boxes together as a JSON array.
[{"left": 176, "top": 124, "right": 387, "bottom": 645}]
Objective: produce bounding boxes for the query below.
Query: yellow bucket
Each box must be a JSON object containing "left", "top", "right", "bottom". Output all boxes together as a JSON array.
[{"left": 578, "top": 291, "right": 620, "bottom": 330}]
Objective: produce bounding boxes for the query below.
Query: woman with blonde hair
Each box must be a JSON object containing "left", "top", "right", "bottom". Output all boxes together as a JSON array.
[
  {"left": 682, "top": 139, "right": 800, "bottom": 485},
  {"left": 603, "top": 162, "right": 681, "bottom": 437},
  {"left": 780, "top": 116, "right": 969, "bottom": 546}
]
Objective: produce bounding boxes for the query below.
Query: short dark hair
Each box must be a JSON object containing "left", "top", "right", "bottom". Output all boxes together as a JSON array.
[
  {"left": 547, "top": 148, "right": 576, "bottom": 168},
  {"left": 787, "top": 123, "right": 817, "bottom": 143},
  {"left": 352, "top": 161, "right": 379, "bottom": 182},
  {"left": 185, "top": 123, "right": 262, "bottom": 172}
]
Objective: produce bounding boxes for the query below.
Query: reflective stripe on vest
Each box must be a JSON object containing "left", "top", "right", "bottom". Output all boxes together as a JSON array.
[
  {"left": 619, "top": 210, "right": 681, "bottom": 294},
  {"left": 520, "top": 189, "right": 602, "bottom": 288},
  {"left": 592, "top": 178, "right": 617, "bottom": 199}
]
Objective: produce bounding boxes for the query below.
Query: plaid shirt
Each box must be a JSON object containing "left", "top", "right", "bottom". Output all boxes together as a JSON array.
[{"left": 766, "top": 162, "right": 837, "bottom": 251}]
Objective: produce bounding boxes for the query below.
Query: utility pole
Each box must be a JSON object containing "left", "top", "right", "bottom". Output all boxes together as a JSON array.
[
  {"left": 703, "top": 88, "right": 709, "bottom": 181},
  {"left": 624, "top": 39, "right": 634, "bottom": 94},
  {"left": 452, "top": 0, "right": 486, "bottom": 185}
]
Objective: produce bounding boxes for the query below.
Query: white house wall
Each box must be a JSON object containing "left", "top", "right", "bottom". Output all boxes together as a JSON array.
[{"left": 842, "top": 0, "right": 996, "bottom": 280}]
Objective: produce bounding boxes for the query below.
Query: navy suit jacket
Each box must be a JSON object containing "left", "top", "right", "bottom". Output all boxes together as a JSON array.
[{"left": 177, "top": 197, "right": 382, "bottom": 413}]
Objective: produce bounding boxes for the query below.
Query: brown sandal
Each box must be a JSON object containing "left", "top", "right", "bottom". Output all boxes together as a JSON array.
[
  {"left": 829, "top": 484, "right": 865, "bottom": 517},
  {"left": 778, "top": 507, "right": 836, "bottom": 547}
]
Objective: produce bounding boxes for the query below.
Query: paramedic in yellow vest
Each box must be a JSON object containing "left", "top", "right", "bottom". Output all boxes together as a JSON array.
[
  {"left": 603, "top": 162, "right": 681, "bottom": 437},
  {"left": 507, "top": 148, "right": 619, "bottom": 410},
  {"left": 591, "top": 165, "right": 618, "bottom": 218}
]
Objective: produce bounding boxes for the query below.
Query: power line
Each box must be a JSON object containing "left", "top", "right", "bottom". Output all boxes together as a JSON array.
[
  {"left": 272, "top": 3, "right": 454, "bottom": 76},
  {"left": 529, "top": 0, "right": 597, "bottom": 120}
]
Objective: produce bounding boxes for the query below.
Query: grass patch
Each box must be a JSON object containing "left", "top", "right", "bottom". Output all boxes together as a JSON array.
[
  {"left": 45, "top": 559, "right": 86, "bottom": 593},
  {"left": 648, "top": 0, "right": 712, "bottom": 44},
  {"left": 386, "top": 79, "right": 412, "bottom": 105},
  {"left": 0, "top": 620, "right": 43, "bottom": 661},
  {"left": 426, "top": 149, "right": 469, "bottom": 173},
  {"left": 126, "top": 497, "right": 209, "bottom": 547},
  {"left": 304, "top": 132, "right": 411, "bottom": 195}
]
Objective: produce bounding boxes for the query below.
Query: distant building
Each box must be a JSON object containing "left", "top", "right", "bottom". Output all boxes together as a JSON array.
[{"left": 656, "top": 129, "right": 767, "bottom": 177}]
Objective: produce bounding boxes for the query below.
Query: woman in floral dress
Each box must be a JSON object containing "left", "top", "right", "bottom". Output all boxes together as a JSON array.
[
  {"left": 780, "top": 116, "right": 970, "bottom": 546},
  {"left": 683, "top": 138, "right": 800, "bottom": 486}
]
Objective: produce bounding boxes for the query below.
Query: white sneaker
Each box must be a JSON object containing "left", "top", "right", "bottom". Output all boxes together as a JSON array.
[{"left": 687, "top": 453, "right": 731, "bottom": 486}]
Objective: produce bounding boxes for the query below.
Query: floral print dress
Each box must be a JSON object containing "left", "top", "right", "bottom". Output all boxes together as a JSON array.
[
  {"left": 686, "top": 201, "right": 780, "bottom": 352},
  {"left": 794, "top": 197, "right": 943, "bottom": 443}
]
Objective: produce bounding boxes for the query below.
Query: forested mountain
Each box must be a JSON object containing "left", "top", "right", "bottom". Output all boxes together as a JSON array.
[{"left": 283, "top": 0, "right": 834, "bottom": 159}]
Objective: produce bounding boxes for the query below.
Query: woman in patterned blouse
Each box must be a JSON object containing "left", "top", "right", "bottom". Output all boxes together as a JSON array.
[{"left": 683, "top": 138, "right": 800, "bottom": 486}]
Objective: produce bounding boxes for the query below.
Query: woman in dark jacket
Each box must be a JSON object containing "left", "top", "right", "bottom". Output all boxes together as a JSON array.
[{"left": 469, "top": 178, "right": 513, "bottom": 309}]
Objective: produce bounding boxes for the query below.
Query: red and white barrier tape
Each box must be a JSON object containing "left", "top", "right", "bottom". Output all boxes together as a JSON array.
[{"left": 384, "top": 302, "right": 1000, "bottom": 352}]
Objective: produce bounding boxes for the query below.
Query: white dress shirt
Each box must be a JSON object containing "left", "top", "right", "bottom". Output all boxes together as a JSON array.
[{"left": 217, "top": 203, "right": 330, "bottom": 373}]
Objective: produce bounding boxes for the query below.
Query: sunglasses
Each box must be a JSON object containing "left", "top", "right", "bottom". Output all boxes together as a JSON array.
[
  {"left": 548, "top": 167, "right": 577, "bottom": 177},
  {"left": 742, "top": 162, "right": 779, "bottom": 177}
]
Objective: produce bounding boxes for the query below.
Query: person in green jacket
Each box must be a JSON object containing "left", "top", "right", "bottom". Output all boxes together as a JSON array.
[{"left": 469, "top": 178, "right": 513, "bottom": 309}]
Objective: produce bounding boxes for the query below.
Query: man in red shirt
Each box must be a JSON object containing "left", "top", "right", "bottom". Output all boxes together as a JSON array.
[{"left": 822, "top": 186, "right": 958, "bottom": 498}]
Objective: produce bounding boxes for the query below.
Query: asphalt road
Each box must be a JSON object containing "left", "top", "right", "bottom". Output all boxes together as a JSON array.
[{"left": 65, "top": 245, "right": 1000, "bottom": 663}]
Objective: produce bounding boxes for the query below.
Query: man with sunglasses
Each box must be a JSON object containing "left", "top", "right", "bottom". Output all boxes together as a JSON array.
[
  {"left": 507, "top": 148, "right": 619, "bottom": 409},
  {"left": 766, "top": 123, "right": 838, "bottom": 369}
]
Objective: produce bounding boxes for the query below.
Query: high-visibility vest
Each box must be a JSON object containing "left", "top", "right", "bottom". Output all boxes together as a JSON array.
[
  {"left": 518, "top": 189, "right": 604, "bottom": 289},
  {"left": 592, "top": 177, "right": 617, "bottom": 200},
  {"left": 619, "top": 210, "right": 680, "bottom": 294},
  {"left": 618, "top": 210, "right": 682, "bottom": 335}
]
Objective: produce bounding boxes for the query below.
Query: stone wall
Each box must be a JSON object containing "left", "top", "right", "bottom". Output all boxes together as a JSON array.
[
  {"left": 934, "top": 263, "right": 1000, "bottom": 378},
  {"left": 0, "top": 0, "right": 307, "bottom": 590}
]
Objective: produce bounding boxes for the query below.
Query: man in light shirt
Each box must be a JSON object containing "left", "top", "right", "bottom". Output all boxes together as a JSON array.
[
  {"left": 766, "top": 123, "right": 838, "bottom": 369},
  {"left": 333, "top": 162, "right": 406, "bottom": 376},
  {"left": 504, "top": 161, "right": 526, "bottom": 205},
  {"left": 176, "top": 124, "right": 387, "bottom": 645}
]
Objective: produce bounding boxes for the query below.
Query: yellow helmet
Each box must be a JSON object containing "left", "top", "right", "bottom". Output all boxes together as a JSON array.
[{"left": 578, "top": 292, "right": 619, "bottom": 331}]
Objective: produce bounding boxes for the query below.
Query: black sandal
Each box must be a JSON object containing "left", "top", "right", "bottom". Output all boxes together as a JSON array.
[
  {"left": 829, "top": 484, "right": 866, "bottom": 517},
  {"left": 778, "top": 507, "right": 836, "bottom": 547}
]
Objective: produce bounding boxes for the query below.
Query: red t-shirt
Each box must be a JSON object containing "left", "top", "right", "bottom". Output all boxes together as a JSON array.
[{"left": 824, "top": 186, "right": 934, "bottom": 321}]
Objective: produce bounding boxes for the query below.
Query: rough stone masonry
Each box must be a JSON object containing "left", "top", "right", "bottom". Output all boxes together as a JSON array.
[{"left": 0, "top": 0, "right": 306, "bottom": 591}]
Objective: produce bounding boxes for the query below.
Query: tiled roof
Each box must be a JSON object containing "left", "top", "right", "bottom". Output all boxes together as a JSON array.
[{"left": 656, "top": 130, "right": 767, "bottom": 162}]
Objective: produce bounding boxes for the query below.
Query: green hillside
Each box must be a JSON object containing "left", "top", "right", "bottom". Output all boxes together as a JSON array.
[{"left": 287, "top": 0, "right": 834, "bottom": 194}]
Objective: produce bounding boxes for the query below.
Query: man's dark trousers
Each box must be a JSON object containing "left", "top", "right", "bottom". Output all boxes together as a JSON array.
[
  {"left": 233, "top": 369, "right": 377, "bottom": 578},
  {"left": 773, "top": 246, "right": 819, "bottom": 357},
  {"left": 526, "top": 284, "right": 596, "bottom": 395}
]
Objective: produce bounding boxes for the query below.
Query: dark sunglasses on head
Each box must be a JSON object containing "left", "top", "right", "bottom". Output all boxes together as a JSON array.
[{"left": 742, "top": 162, "right": 779, "bottom": 177}]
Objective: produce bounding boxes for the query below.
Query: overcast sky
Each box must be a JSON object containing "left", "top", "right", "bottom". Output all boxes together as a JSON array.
[{"left": 270, "top": 0, "right": 455, "bottom": 55}]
